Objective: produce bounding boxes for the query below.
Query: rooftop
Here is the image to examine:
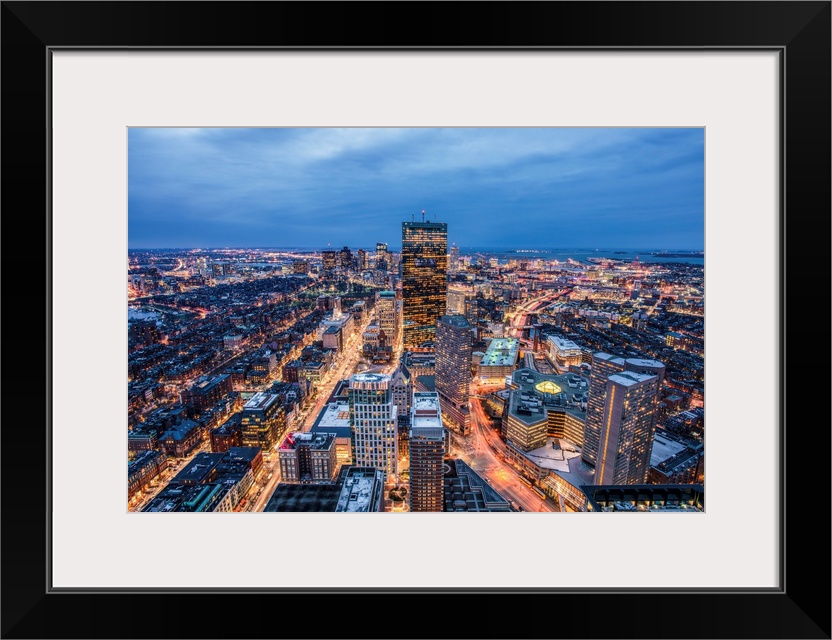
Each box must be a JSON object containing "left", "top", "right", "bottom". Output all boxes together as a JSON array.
[
  {"left": 263, "top": 481, "right": 343, "bottom": 512},
  {"left": 547, "top": 335, "right": 581, "bottom": 351},
  {"left": 480, "top": 338, "right": 520, "bottom": 367},
  {"left": 626, "top": 357, "right": 665, "bottom": 369},
  {"left": 582, "top": 484, "right": 704, "bottom": 512},
  {"left": 518, "top": 437, "right": 584, "bottom": 473},
  {"left": 411, "top": 392, "right": 443, "bottom": 432},
  {"left": 608, "top": 371, "right": 657, "bottom": 387},
  {"left": 335, "top": 468, "right": 384, "bottom": 512},
  {"left": 243, "top": 391, "right": 280, "bottom": 411},
  {"left": 279, "top": 431, "right": 336, "bottom": 451},
  {"left": 313, "top": 401, "right": 352, "bottom": 430},
  {"left": 508, "top": 368, "right": 588, "bottom": 422},
  {"left": 439, "top": 314, "right": 471, "bottom": 328},
  {"left": 650, "top": 432, "right": 688, "bottom": 466},
  {"left": 349, "top": 372, "right": 391, "bottom": 389}
]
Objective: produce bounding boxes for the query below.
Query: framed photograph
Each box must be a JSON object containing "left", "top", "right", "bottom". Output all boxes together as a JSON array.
[{"left": 2, "top": 2, "right": 829, "bottom": 638}]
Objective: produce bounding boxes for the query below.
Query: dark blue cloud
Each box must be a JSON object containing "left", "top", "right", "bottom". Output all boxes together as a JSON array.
[{"left": 128, "top": 128, "right": 703, "bottom": 250}]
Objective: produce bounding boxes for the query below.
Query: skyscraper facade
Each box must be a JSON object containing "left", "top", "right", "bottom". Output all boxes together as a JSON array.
[
  {"left": 449, "top": 244, "right": 460, "bottom": 273},
  {"left": 409, "top": 392, "right": 445, "bottom": 512},
  {"left": 582, "top": 353, "right": 626, "bottom": 467},
  {"left": 594, "top": 371, "right": 662, "bottom": 485},
  {"left": 583, "top": 353, "right": 665, "bottom": 484},
  {"left": 321, "top": 250, "right": 336, "bottom": 272},
  {"left": 401, "top": 220, "right": 448, "bottom": 348},
  {"left": 375, "top": 242, "right": 388, "bottom": 272},
  {"left": 435, "top": 314, "right": 472, "bottom": 434},
  {"left": 338, "top": 246, "right": 352, "bottom": 269},
  {"left": 357, "top": 248, "right": 367, "bottom": 270},
  {"left": 375, "top": 290, "right": 398, "bottom": 343},
  {"left": 390, "top": 364, "right": 412, "bottom": 424},
  {"left": 348, "top": 373, "right": 398, "bottom": 482}
]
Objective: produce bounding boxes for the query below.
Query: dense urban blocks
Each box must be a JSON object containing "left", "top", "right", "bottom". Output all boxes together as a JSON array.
[{"left": 129, "top": 241, "right": 703, "bottom": 513}]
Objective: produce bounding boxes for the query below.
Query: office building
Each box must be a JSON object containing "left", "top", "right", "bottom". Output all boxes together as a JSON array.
[
  {"left": 435, "top": 314, "right": 472, "bottom": 434},
  {"left": 408, "top": 392, "right": 445, "bottom": 512},
  {"left": 321, "top": 250, "right": 336, "bottom": 272},
  {"left": 357, "top": 248, "right": 367, "bottom": 270},
  {"left": 401, "top": 220, "right": 448, "bottom": 348},
  {"left": 477, "top": 337, "right": 519, "bottom": 383},
  {"left": 338, "top": 246, "right": 352, "bottom": 269},
  {"left": 504, "top": 368, "right": 588, "bottom": 453},
  {"left": 240, "top": 392, "right": 285, "bottom": 456},
  {"left": 449, "top": 243, "right": 460, "bottom": 273},
  {"left": 375, "top": 241, "right": 388, "bottom": 272},
  {"left": 390, "top": 363, "right": 413, "bottom": 425},
  {"left": 348, "top": 373, "right": 398, "bottom": 482},
  {"left": 375, "top": 290, "right": 398, "bottom": 343},
  {"left": 293, "top": 260, "right": 309, "bottom": 274},
  {"left": 546, "top": 335, "right": 583, "bottom": 373}
]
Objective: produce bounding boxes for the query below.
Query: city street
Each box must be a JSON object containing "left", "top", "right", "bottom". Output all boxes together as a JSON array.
[{"left": 452, "top": 398, "right": 558, "bottom": 512}]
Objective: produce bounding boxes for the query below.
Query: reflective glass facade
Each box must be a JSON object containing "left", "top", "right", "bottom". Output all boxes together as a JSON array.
[{"left": 401, "top": 221, "right": 448, "bottom": 348}]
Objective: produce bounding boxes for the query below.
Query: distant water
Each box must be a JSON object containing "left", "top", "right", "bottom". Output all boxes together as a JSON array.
[{"left": 460, "top": 248, "right": 704, "bottom": 266}]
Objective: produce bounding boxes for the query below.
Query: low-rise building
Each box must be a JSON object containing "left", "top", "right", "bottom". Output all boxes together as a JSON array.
[
  {"left": 278, "top": 431, "right": 338, "bottom": 483},
  {"left": 477, "top": 338, "right": 519, "bottom": 383},
  {"left": 310, "top": 401, "right": 353, "bottom": 466}
]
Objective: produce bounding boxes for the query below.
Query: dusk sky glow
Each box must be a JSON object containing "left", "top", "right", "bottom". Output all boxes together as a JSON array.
[{"left": 128, "top": 127, "right": 704, "bottom": 251}]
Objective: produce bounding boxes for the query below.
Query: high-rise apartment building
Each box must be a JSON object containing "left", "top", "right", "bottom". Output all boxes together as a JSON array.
[
  {"left": 435, "top": 314, "right": 472, "bottom": 434},
  {"left": 348, "top": 373, "right": 398, "bottom": 482},
  {"left": 357, "top": 248, "right": 367, "bottom": 271},
  {"left": 401, "top": 220, "right": 448, "bottom": 348},
  {"left": 409, "top": 392, "right": 445, "bottom": 512},
  {"left": 375, "top": 290, "right": 398, "bottom": 343},
  {"left": 583, "top": 353, "right": 626, "bottom": 467},
  {"left": 583, "top": 353, "right": 665, "bottom": 484}
]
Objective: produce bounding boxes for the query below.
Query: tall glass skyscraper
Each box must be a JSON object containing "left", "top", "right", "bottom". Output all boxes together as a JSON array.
[
  {"left": 401, "top": 220, "right": 448, "bottom": 348},
  {"left": 435, "top": 314, "right": 472, "bottom": 434}
]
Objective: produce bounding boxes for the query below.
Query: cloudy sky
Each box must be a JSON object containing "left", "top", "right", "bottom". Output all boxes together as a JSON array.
[{"left": 128, "top": 127, "right": 703, "bottom": 251}]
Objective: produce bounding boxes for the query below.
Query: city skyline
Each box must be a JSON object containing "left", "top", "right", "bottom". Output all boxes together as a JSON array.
[
  {"left": 129, "top": 127, "right": 704, "bottom": 251},
  {"left": 129, "top": 130, "right": 704, "bottom": 514}
]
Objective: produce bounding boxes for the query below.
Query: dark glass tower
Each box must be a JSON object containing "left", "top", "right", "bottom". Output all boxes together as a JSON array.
[
  {"left": 401, "top": 220, "right": 448, "bottom": 348},
  {"left": 435, "top": 314, "right": 472, "bottom": 434}
]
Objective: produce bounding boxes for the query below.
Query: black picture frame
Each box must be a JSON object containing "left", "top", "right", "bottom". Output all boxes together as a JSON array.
[{"left": 2, "top": 2, "right": 829, "bottom": 638}]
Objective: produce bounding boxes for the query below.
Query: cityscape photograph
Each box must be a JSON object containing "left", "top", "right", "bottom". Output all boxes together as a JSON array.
[{"left": 128, "top": 127, "right": 704, "bottom": 513}]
